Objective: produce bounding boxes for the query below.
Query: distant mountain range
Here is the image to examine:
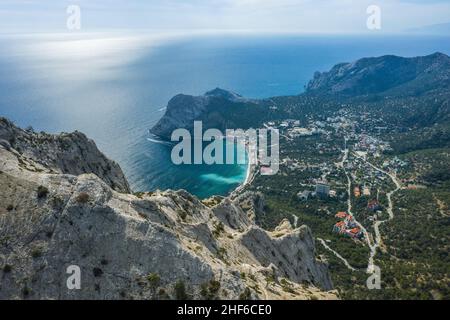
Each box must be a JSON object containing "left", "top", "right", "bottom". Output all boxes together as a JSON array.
[{"left": 305, "top": 52, "right": 450, "bottom": 96}]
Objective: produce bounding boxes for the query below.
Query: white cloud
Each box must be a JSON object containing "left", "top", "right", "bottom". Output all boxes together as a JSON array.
[{"left": 0, "top": 0, "right": 449, "bottom": 33}]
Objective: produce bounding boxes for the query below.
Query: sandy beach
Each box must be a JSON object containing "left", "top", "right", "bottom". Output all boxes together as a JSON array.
[{"left": 230, "top": 141, "right": 257, "bottom": 197}]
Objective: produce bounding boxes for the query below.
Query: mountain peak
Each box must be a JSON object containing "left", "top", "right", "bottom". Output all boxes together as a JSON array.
[
  {"left": 205, "top": 88, "right": 243, "bottom": 101},
  {"left": 428, "top": 51, "right": 450, "bottom": 60}
]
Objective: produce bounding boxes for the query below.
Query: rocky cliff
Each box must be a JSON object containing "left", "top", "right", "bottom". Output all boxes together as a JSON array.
[
  {"left": 0, "top": 118, "right": 130, "bottom": 193},
  {"left": 0, "top": 118, "right": 335, "bottom": 300}
]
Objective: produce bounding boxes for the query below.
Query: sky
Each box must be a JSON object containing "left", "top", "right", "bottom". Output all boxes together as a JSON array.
[{"left": 0, "top": 0, "right": 449, "bottom": 34}]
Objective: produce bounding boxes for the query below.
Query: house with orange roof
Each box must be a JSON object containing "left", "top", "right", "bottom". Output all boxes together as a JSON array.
[
  {"left": 346, "top": 228, "right": 363, "bottom": 239},
  {"left": 335, "top": 211, "right": 348, "bottom": 219},
  {"left": 333, "top": 221, "right": 346, "bottom": 234}
]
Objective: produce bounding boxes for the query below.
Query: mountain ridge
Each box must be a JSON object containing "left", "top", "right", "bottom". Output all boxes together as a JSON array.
[{"left": 305, "top": 52, "right": 450, "bottom": 96}]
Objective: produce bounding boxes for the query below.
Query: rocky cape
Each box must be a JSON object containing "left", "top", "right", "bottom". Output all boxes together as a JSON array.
[
  {"left": 150, "top": 53, "right": 450, "bottom": 140},
  {"left": 0, "top": 118, "right": 335, "bottom": 300},
  {"left": 150, "top": 88, "right": 264, "bottom": 140}
]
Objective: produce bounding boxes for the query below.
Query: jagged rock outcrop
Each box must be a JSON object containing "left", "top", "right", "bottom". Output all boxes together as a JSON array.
[
  {"left": 306, "top": 52, "right": 450, "bottom": 96},
  {"left": 0, "top": 119, "right": 335, "bottom": 300},
  {"left": 0, "top": 118, "right": 130, "bottom": 193}
]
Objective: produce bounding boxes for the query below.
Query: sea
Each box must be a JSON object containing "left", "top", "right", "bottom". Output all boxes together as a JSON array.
[{"left": 1, "top": 32, "right": 450, "bottom": 198}]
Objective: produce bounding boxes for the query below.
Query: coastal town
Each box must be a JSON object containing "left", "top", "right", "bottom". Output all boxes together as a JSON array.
[{"left": 246, "top": 95, "right": 449, "bottom": 299}]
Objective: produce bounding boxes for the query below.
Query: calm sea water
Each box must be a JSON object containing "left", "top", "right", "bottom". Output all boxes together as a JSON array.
[{"left": 1, "top": 33, "right": 450, "bottom": 198}]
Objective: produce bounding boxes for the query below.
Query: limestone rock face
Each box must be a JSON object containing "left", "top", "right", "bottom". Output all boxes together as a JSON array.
[
  {"left": 0, "top": 119, "right": 336, "bottom": 300},
  {"left": 240, "top": 223, "right": 333, "bottom": 290},
  {"left": 0, "top": 118, "right": 130, "bottom": 193}
]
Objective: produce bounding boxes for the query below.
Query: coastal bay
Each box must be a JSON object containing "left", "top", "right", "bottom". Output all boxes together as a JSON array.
[{"left": 1, "top": 33, "right": 450, "bottom": 198}]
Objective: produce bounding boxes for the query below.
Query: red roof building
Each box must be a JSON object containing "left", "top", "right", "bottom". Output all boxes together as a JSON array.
[
  {"left": 346, "top": 228, "right": 363, "bottom": 239},
  {"left": 335, "top": 212, "right": 348, "bottom": 219}
]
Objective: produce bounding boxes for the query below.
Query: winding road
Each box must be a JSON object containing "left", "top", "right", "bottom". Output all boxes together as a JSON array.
[
  {"left": 334, "top": 146, "right": 403, "bottom": 274},
  {"left": 353, "top": 153, "right": 402, "bottom": 273},
  {"left": 341, "top": 149, "right": 373, "bottom": 248}
]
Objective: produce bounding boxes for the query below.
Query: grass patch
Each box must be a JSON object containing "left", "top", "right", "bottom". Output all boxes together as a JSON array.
[
  {"left": 37, "top": 185, "right": 49, "bottom": 199},
  {"left": 174, "top": 280, "right": 188, "bottom": 300},
  {"left": 3, "top": 264, "right": 12, "bottom": 273},
  {"left": 75, "top": 192, "right": 90, "bottom": 204}
]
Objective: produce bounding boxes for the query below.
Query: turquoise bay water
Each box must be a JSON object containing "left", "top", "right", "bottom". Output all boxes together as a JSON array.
[{"left": 1, "top": 33, "right": 450, "bottom": 198}]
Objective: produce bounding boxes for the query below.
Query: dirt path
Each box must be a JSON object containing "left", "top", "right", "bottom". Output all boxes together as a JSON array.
[
  {"left": 317, "top": 237, "right": 356, "bottom": 271},
  {"left": 433, "top": 194, "right": 449, "bottom": 217},
  {"left": 291, "top": 214, "right": 299, "bottom": 228}
]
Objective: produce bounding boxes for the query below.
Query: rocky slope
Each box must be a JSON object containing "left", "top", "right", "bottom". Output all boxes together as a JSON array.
[
  {"left": 0, "top": 118, "right": 130, "bottom": 193},
  {"left": 306, "top": 52, "right": 450, "bottom": 96},
  {"left": 0, "top": 118, "right": 336, "bottom": 300}
]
